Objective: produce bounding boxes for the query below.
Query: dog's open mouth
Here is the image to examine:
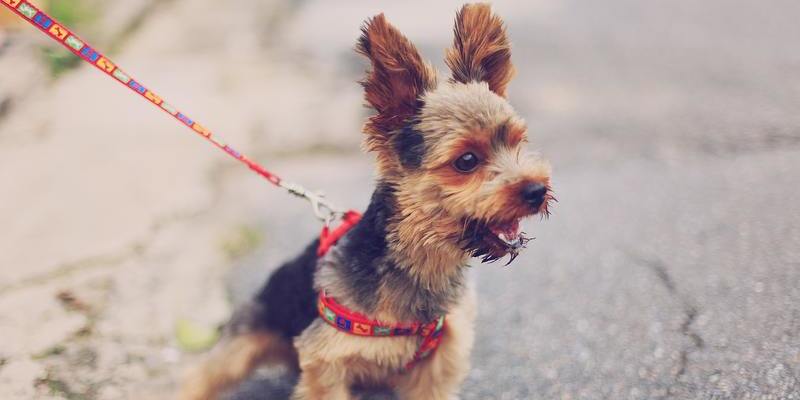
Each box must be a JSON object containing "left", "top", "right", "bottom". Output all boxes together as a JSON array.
[
  {"left": 487, "top": 219, "right": 527, "bottom": 250},
  {"left": 460, "top": 217, "right": 532, "bottom": 265}
]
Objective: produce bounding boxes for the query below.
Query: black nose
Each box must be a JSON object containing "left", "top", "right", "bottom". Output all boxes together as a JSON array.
[{"left": 521, "top": 183, "right": 547, "bottom": 209}]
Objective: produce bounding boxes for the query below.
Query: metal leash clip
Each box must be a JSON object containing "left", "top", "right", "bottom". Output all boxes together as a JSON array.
[{"left": 279, "top": 181, "right": 344, "bottom": 226}]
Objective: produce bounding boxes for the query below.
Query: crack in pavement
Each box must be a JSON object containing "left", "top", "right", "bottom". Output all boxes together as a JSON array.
[
  {"left": 0, "top": 159, "right": 233, "bottom": 297},
  {"left": 0, "top": 209, "right": 201, "bottom": 296},
  {"left": 107, "top": 0, "right": 177, "bottom": 54},
  {"left": 0, "top": 159, "right": 241, "bottom": 397},
  {"left": 676, "top": 305, "right": 704, "bottom": 378},
  {"left": 0, "top": 97, "right": 12, "bottom": 121},
  {"left": 632, "top": 254, "right": 705, "bottom": 397}
]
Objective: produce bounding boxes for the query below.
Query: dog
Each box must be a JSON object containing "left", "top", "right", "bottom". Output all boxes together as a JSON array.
[{"left": 179, "top": 3, "right": 553, "bottom": 399}]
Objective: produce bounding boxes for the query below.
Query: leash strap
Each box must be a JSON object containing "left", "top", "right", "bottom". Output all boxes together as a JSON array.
[
  {"left": 317, "top": 210, "right": 362, "bottom": 256},
  {"left": 1, "top": 0, "right": 346, "bottom": 223}
]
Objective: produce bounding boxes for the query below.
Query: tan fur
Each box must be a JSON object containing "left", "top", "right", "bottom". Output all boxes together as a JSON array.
[
  {"left": 178, "top": 332, "right": 297, "bottom": 400},
  {"left": 417, "top": 82, "right": 521, "bottom": 151},
  {"left": 446, "top": 3, "right": 515, "bottom": 97},
  {"left": 395, "top": 287, "right": 476, "bottom": 399},
  {"left": 380, "top": 82, "right": 551, "bottom": 288},
  {"left": 388, "top": 189, "right": 469, "bottom": 292}
]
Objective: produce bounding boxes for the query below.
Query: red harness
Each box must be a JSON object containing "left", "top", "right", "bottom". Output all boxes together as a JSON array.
[{"left": 316, "top": 212, "right": 446, "bottom": 370}]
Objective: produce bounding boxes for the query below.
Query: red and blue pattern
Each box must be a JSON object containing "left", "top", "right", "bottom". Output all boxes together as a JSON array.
[{"left": 317, "top": 291, "right": 446, "bottom": 370}]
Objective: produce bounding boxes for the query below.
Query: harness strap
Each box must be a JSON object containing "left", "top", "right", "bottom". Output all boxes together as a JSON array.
[
  {"left": 317, "top": 292, "right": 446, "bottom": 370},
  {"left": 316, "top": 214, "right": 446, "bottom": 370},
  {"left": 317, "top": 211, "right": 362, "bottom": 256}
]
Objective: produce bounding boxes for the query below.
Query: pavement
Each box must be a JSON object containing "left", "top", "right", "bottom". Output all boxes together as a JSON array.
[{"left": 1, "top": 0, "right": 799, "bottom": 399}]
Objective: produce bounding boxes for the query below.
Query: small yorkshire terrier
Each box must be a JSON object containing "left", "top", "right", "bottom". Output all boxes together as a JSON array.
[{"left": 180, "top": 3, "right": 552, "bottom": 399}]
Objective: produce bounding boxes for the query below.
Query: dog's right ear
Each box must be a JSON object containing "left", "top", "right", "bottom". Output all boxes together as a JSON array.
[{"left": 357, "top": 14, "right": 436, "bottom": 154}]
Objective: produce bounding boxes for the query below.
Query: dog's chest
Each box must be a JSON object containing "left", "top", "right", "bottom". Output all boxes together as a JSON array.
[{"left": 295, "top": 319, "right": 420, "bottom": 375}]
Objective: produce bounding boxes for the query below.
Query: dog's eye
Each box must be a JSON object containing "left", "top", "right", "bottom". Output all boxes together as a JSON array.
[{"left": 453, "top": 152, "right": 480, "bottom": 173}]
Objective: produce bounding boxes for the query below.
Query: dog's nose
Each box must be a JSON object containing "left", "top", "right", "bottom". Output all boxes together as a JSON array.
[{"left": 521, "top": 182, "right": 547, "bottom": 209}]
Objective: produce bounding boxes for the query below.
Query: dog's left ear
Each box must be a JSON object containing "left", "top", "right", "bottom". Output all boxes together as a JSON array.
[
  {"left": 446, "top": 3, "right": 515, "bottom": 97},
  {"left": 357, "top": 14, "right": 436, "bottom": 154}
]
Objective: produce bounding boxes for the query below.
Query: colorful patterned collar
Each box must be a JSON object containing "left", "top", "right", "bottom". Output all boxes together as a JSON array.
[
  {"left": 317, "top": 291, "right": 445, "bottom": 370},
  {"left": 315, "top": 212, "right": 446, "bottom": 370}
]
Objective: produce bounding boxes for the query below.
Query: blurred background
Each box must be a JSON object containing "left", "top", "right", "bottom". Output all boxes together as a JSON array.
[{"left": 1, "top": 0, "right": 799, "bottom": 399}]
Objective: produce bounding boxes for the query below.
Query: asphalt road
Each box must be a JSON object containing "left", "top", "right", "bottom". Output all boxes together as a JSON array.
[{"left": 227, "top": 1, "right": 800, "bottom": 398}]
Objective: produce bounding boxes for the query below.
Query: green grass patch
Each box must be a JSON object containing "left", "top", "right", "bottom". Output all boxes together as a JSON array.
[
  {"left": 36, "top": 374, "right": 90, "bottom": 400},
  {"left": 32, "top": 344, "right": 66, "bottom": 360},
  {"left": 49, "top": 0, "right": 96, "bottom": 28},
  {"left": 41, "top": 46, "right": 82, "bottom": 78},
  {"left": 220, "top": 225, "right": 264, "bottom": 260},
  {"left": 40, "top": 0, "right": 98, "bottom": 78},
  {"left": 175, "top": 319, "right": 220, "bottom": 353}
]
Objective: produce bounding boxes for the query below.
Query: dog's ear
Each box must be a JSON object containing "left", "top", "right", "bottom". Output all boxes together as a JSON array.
[
  {"left": 357, "top": 14, "right": 436, "bottom": 153},
  {"left": 446, "top": 3, "right": 515, "bottom": 97}
]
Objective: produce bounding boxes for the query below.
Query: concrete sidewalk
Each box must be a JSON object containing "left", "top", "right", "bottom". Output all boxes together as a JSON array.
[
  {"left": 0, "top": 0, "right": 363, "bottom": 398},
  {"left": 2, "top": 0, "right": 800, "bottom": 399}
]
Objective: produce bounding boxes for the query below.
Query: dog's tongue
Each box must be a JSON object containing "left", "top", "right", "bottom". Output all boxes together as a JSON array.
[{"left": 490, "top": 219, "right": 522, "bottom": 246}]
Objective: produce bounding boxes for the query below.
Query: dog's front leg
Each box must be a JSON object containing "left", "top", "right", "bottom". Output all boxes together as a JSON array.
[
  {"left": 393, "top": 332, "right": 470, "bottom": 400},
  {"left": 292, "top": 361, "right": 352, "bottom": 400},
  {"left": 394, "top": 289, "right": 476, "bottom": 400}
]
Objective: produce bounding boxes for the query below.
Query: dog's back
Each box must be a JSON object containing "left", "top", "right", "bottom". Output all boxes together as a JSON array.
[
  {"left": 179, "top": 239, "right": 320, "bottom": 399},
  {"left": 245, "top": 239, "right": 321, "bottom": 339}
]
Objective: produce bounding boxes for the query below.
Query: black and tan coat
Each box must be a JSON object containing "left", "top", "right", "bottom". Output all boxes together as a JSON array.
[{"left": 179, "top": 3, "right": 553, "bottom": 399}]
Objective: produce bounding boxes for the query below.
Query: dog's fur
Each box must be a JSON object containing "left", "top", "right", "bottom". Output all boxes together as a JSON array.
[{"left": 180, "top": 4, "right": 552, "bottom": 399}]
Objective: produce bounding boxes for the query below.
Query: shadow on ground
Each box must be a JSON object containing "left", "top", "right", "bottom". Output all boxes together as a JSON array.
[{"left": 226, "top": 371, "right": 397, "bottom": 400}]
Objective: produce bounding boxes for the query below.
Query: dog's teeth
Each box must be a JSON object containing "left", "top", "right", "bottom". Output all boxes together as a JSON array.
[{"left": 497, "top": 231, "right": 523, "bottom": 248}]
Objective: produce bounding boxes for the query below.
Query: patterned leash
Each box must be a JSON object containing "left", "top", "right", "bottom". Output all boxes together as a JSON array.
[{"left": 1, "top": 0, "right": 353, "bottom": 227}]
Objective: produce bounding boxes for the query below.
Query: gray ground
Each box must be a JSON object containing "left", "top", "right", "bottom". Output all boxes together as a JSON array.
[
  {"left": 1, "top": 0, "right": 799, "bottom": 399},
  {"left": 231, "top": 1, "right": 800, "bottom": 399}
]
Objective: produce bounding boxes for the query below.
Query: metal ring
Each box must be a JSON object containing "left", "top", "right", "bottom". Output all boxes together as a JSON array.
[{"left": 278, "top": 180, "right": 343, "bottom": 225}]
